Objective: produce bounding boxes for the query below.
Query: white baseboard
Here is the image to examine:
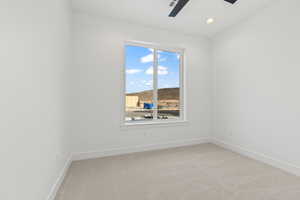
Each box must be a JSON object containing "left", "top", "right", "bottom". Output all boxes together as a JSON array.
[
  {"left": 211, "top": 138, "right": 300, "bottom": 177},
  {"left": 46, "top": 156, "right": 72, "bottom": 200},
  {"left": 47, "top": 137, "right": 300, "bottom": 200},
  {"left": 47, "top": 138, "right": 209, "bottom": 200},
  {"left": 72, "top": 138, "right": 210, "bottom": 161}
]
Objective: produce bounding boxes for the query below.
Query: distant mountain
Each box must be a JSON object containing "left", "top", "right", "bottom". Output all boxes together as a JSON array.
[{"left": 127, "top": 88, "right": 179, "bottom": 101}]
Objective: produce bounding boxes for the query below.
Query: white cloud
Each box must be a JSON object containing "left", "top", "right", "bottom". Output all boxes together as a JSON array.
[
  {"left": 158, "top": 66, "right": 168, "bottom": 75},
  {"left": 126, "top": 69, "right": 142, "bottom": 74},
  {"left": 141, "top": 50, "right": 163, "bottom": 63},
  {"left": 140, "top": 54, "right": 154, "bottom": 63},
  {"left": 159, "top": 57, "right": 167, "bottom": 62},
  {"left": 145, "top": 80, "right": 153, "bottom": 86},
  {"left": 145, "top": 67, "right": 153, "bottom": 75},
  {"left": 145, "top": 66, "right": 168, "bottom": 75}
]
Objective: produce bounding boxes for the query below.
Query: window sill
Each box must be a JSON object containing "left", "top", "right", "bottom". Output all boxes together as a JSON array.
[{"left": 121, "top": 120, "right": 188, "bottom": 129}]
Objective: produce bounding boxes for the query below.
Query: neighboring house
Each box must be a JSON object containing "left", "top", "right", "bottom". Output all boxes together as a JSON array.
[
  {"left": 126, "top": 96, "right": 139, "bottom": 108},
  {"left": 126, "top": 88, "right": 180, "bottom": 110}
]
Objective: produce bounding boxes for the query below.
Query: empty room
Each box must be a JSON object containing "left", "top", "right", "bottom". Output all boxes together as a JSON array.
[{"left": 2, "top": 0, "right": 300, "bottom": 199}]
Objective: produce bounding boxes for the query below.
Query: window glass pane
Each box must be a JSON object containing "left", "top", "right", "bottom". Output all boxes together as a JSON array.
[
  {"left": 125, "top": 45, "right": 154, "bottom": 122},
  {"left": 157, "top": 50, "right": 181, "bottom": 120}
]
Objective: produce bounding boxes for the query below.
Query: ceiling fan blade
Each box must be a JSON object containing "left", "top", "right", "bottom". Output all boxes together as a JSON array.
[
  {"left": 224, "top": 0, "right": 238, "bottom": 4},
  {"left": 168, "top": 0, "right": 190, "bottom": 17}
]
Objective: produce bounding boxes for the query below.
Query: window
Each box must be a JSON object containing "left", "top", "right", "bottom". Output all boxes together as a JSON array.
[{"left": 123, "top": 42, "right": 185, "bottom": 125}]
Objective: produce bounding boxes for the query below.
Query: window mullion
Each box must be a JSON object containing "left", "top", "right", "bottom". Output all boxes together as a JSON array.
[
  {"left": 179, "top": 52, "right": 184, "bottom": 121},
  {"left": 153, "top": 49, "right": 158, "bottom": 120}
]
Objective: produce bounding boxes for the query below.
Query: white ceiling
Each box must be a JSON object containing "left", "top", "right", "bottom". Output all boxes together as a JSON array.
[{"left": 72, "top": 0, "right": 275, "bottom": 37}]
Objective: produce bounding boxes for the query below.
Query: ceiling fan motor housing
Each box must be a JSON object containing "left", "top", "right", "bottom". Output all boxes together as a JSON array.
[{"left": 224, "top": 0, "right": 238, "bottom": 4}]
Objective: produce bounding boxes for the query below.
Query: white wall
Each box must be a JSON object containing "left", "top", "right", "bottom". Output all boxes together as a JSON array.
[
  {"left": 71, "top": 13, "right": 212, "bottom": 154},
  {"left": 6, "top": 0, "right": 300, "bottom": 198},
  {"left": 213, "top": 0, "right": 300, "bottom": 167},
  {"left": 0, "top": 1, "right": 71, "bottom": 200}
]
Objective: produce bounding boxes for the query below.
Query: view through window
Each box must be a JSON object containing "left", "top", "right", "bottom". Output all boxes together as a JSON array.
[{"left": 125, "top": 43, "right": 183, "bottom": 123}]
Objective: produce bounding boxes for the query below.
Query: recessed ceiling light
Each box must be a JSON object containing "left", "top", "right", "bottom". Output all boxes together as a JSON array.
[{"left": 206, "top": 18, "right": 214, "bottom": 24}]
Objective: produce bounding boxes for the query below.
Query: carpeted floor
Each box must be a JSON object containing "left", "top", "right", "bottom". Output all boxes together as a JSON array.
[{"left": 55, "top": 144, "right": 300, "bottom": 200}]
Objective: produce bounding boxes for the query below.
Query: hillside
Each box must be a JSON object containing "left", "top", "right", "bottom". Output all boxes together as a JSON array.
[{"left": 127, "top": 88, "right": 179, "bottom": 101}]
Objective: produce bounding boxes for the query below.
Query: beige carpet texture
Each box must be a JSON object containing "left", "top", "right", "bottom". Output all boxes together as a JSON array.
[{"left": 55, "top": 144, "right": 300, "bottom": 200}]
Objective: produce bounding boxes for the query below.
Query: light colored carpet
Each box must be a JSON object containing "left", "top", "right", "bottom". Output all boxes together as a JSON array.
[{"left": 55, "top": 144, "right": 300, "bottom": 200}]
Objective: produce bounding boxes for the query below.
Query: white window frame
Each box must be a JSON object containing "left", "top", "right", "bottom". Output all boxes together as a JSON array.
[{"left": 121, "top": 40, "right": 187, "bottom": 127}]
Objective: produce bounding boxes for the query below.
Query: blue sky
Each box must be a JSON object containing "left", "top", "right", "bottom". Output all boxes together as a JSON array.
[{"left": 125, "top": 45, "right": 180, "bottom": 94}]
